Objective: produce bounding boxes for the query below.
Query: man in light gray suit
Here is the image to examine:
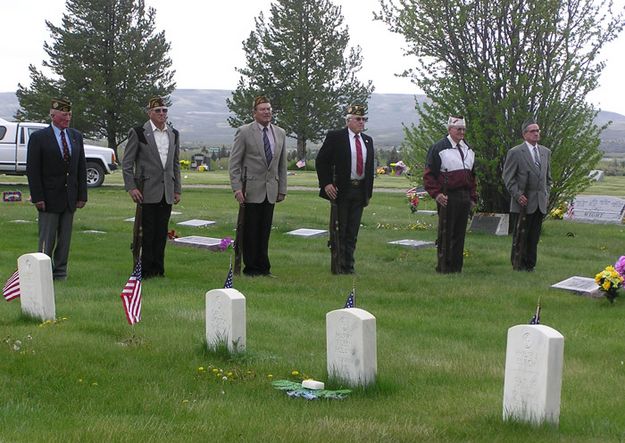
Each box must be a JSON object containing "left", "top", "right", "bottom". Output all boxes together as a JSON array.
[
  {"left": 503, "top": 121, "right": 551, "bottom": 271},
  {"left": 123, "top": 97, "right": 181, "bottom": 278},
  {"left": 229, "top": 96, "right": 287, "bottom": 276}
]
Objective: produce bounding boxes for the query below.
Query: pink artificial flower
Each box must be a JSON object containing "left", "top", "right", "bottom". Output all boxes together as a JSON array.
[
  {"left": 615, "top": 256, "right": 625, "bottom": 278},
  {"left": 219, "top": 236, "right": 233, "bottom": 252}
]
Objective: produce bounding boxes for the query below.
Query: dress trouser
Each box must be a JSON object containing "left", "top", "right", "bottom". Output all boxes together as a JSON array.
[
  {"left": 509, "top": 210, "right": 544, "bottom": 270},
  {"left": 38, "top": 209, "right": 75, "bottom": 279},
  {"left": 436, "top": 188, "right": 471, "bottom": 273},
  {"left": 243, "top": 198, "right": 275, "bottom": 276},
  {"left": 337, "top": 183, "right": 365, "bottom": 273},
  {"left": 141, "top": 196, "right": 172, "bottom": 277}
]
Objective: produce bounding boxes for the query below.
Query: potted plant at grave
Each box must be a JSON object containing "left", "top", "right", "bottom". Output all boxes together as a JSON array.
[
  {"left": 595, "top": 264, "right": 624, "bottom": 303},
  {"left": 406, "top": 188, "right": 420, "bottom": 214}
]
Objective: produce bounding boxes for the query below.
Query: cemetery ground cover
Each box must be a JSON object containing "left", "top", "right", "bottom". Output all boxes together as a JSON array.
[{"left": 1, "top": 179, "right": 624, "bottom": 442}]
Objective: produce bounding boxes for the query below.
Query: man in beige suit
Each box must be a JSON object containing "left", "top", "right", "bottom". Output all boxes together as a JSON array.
[
  {"left": 229, "top": 96, "right": 287, "bottom": 276},
  {"left": 123, "top": 97, "right": 181, "bottom": 278},
  {"left": 503, "top": 120, "right": 551, "bottom": 271}
]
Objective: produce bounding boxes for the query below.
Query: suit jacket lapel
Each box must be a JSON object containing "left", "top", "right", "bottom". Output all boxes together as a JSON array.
[
  {"left": 67, "top": 128, "right": 81, "bottom": 169},
  {"left": 46, "top": 126, "right": 64, "bottom": 161},
  {"left": 256, "top": 123, "right": 275, "bottom": 167},
  {"left": 143, "top": 121, "right": 162, "bottom": 166},
  {"left": 165, "top": 129, "right": 175, "bottom": 169},
  {"left": 523, "top": 144, "right": 540, "bottom": 174}
]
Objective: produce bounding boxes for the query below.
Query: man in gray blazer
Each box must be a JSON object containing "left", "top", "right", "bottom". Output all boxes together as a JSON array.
[
  {"left": 123, "top": 97, "right": 181, "bottom": 278},
  {"left": 229, "top": 96, "right": 287, "bottom": 276},
  {"left": 503, "top": 121, "right": 552, "bottom": 271}
]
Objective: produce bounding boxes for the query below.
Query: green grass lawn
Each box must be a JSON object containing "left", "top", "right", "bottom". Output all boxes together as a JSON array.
[{"left": 1, "top": 177, "right": 624, "bottom": 442}]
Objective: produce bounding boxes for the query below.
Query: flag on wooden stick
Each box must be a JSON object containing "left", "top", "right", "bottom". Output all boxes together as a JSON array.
[
  {"left": 224, "top": 260, "right": 234, "bottom": 289},
  {"left": 344, "top": 288, "right": 355, "bottom": 308},
  {"left": 529, "top": 299, "right": 541, "bottom": 325},
  {"left": 2, "top": 269, "right": 20, "bottom": 301},
  {"left": 121, "top": 260, "right": 142, "bottom": 325}
]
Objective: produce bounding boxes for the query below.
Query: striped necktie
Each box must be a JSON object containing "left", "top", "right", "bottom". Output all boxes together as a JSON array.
[
  {"left": 263, "top": 127, "right": 272, "bottom": 164},
  {"left": 533, "top": 146, "right": 540, "bottom": 168}
]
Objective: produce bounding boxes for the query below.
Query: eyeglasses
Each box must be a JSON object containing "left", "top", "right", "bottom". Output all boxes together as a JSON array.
[
  {"left": 152, "top": 108, "right": 168, "bottom": 113},
  {"left": 353, "top": 116, "right": 368, "bottom": 122}
]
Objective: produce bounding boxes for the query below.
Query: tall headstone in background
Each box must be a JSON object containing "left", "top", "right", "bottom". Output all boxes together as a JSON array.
[
  {"left": 205, "top": 288, "right": 246, "bottom": 353},
  {"left": 326, "top": 308, "right": 377, "bottom": 387},
  {"left": 18, "top": 253, "right": 55, "bottom": 321},
  {"left": 503, "top": 324, "right": 564, "bottom": 426}
]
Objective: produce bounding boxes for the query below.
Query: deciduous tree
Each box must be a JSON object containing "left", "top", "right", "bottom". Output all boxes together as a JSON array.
[{"left": 378, "top": 0, "right": 623, "bottom": 212}]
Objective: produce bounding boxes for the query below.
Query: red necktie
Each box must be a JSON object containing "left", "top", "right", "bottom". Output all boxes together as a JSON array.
[
  {"left": 60, "top": 130, "right": 70, "bottom": 163},
  {"left": 355, "top": 135, "right": 363, "bottom": 176}
]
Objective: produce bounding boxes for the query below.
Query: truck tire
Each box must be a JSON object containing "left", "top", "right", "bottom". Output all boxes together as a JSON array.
[{"left": 86, "top": 161, "right": 105, "bottom": 187}]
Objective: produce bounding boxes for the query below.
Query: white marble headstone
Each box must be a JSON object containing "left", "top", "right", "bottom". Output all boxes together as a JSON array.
[
  {"left": 177, "top": 219, "right": 216, "bottom": 227},
  {"left": 18, "top": 253, "right": 56, "bottom": 321},
  {"left": 286, "top": 228, "right": 327, "bottom": 238},
  {"left": 173, "top": 236, "right": 223, "bottom": 251},
  {"left": 503, "top": 324, "right": 564, "bottom": 426},
  {"left": 326, "top": 308, "right": 377, "bottom": 387},
  {"left": 205, "top": 288, "right": 246, "bottom": 353},
  {"left": 551, "top": 276, "right": 601, "bottom": 298},
  {"left": 388, "top": 239, "right": 435, "bottom": 249}
]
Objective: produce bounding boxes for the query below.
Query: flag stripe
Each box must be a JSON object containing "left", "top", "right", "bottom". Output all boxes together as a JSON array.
[
  {"left": 3, "top": 270, "right": 20, "bottom": 301},
  {"left": 120, "top": 262, "right": 142, "bottom": 325}
]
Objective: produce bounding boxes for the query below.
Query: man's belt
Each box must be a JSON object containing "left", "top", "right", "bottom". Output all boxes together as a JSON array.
[{"left": 350, "top": 179, "right": 364, "bottom": 186}]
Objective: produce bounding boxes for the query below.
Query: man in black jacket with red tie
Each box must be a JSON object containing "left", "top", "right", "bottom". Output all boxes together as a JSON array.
[
  {"left": 316, "top": 104, "right": 375, "bottom": 274},
  {"left": 27, "top": 98, "right": 88, "bottom": 280}
]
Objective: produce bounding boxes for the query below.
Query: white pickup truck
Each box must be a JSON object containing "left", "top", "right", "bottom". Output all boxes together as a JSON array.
[{"left": 0, "top": 117, "right": 117, "bottom": 187}]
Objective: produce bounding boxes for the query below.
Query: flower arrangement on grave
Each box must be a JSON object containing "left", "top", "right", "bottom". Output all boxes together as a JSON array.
[
  {"left": 218, "top": 236, "right": 233, "bottom": 252},
  {"left": 549, "top": 202, "right": 567, "bottom": 220},
  {"left": 594, "top": 265, "right": 624, "bottom": 303},
  {"left": 406, "top": 188, "right": 420, "bottom": 213}
]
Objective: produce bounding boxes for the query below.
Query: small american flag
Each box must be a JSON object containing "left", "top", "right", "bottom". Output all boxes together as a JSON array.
[
  {"left": 529, "top": 302, "right": 541, "bottom": 325},
  {"left": 121, "top": 261, "right": 142, "bottom": 325},
  {"left": 3, "top": 269, "right": 20, "bottom": 301},
  {"left": 566, "top": 200, "right": 574, "bottom": 218},
  {"left": 344, "top": 289, "right": 355, "bottom": 308},
  {"left": 224, "top": 262, "right": 234, "bottom": 288}
]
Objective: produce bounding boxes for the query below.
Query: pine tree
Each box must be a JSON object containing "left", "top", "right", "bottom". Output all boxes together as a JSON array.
[
  {"left": 16, "top": 0, "right": 175, "bottom": 158},
  {"left": 378, "top": 0, "right": 624, "bottom": 212},
  {"left": 227, "top": 0, "right": 374, "bottom": 160}
]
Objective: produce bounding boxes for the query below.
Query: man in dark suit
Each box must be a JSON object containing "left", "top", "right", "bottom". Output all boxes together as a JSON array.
[
  {"left": 423, "top": 116, "right": 477, "bottom": 274},
  {"left": 122, "top": 97, "right": 181, "bottom": 278},
  {"left": 316, "top": 104, "right": 375, "bottom": 274},
  {"left": 229, "top": 96, "right": 287, "bottom": 277},
  {"left": 26, "top": 98, "right": 88, "bottom": 280},
  {"left": 503, "top": 121, "right": 552, "bottom": 271}
]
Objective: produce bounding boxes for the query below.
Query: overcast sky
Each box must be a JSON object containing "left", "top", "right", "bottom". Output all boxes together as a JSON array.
[{"left": 2, "top": 0, "right": 624, "bottom": 114}]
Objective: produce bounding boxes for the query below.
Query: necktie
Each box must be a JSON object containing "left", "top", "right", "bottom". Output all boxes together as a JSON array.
[
  {"left": 60, "top": 130, "right": 70, "bottom": 163},
  {"left": 533, "top": 146, "right": 541, "bottom": 168},
  {"left": 263, "top": 127, "right": 272, "bottom": 164},
  {"left": 355, "top": 135, "right": 363, "bottom": 176}
]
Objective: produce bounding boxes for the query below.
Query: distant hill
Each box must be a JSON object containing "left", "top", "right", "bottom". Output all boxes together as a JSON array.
[{"left": 1, "top": 89, "right": 624, "bottom": 152}]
